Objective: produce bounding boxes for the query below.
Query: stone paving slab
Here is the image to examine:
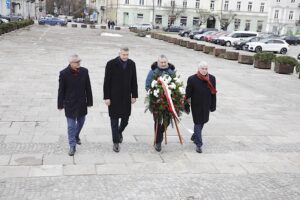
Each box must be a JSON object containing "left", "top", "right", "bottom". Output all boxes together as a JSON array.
[
  {"left": 63, "top": 164, "right": 96, "bottom": 176},
  {"left": 9, "top": 154, "right": 43, "bottom": 166}
]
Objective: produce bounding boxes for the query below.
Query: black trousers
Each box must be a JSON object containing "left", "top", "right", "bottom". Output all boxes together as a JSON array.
[
  {"left": 154, "top": 119, "right": 170, "bottom": 145},
  {"left": 110, "top": 117, "right": 129, "bottom": 143}
]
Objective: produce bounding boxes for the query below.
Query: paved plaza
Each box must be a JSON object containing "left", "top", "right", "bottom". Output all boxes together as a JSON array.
[{"left": 0, "top": 24, "right": 299, "bottom": 199}]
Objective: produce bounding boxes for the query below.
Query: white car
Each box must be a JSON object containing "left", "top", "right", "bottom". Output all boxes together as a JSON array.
[
  {"left": 0, "top": 18, "right": 9, "bottom": 24},
  {"left": 247, "top": 38, "right": 289, "bottom": 54},
  {"left": 218, "top": 31, "right": 258, "bottom": 46},
  {"left": 129, "top": 23, "right": 153, "bottom": 31}
]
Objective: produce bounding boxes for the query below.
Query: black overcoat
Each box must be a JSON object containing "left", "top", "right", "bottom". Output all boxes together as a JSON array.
[
  {"left": 103, "top": 57, "right": 138, "bottom": 118},
  {"left": 185, "top": 74, "right": 216, "bottom": 124},
  {"left": 57, "top": 66, "right": 93, "bottom": 118}
]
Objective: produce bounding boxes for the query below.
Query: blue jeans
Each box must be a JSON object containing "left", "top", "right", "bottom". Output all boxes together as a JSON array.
[
  {"left": 110, "top": 117, "right": 129, "bottom": 143},
  {"left": 194, "top": 124, "right": 204, "bottom": 147},
  {"left": 67, "top": 116, "right": 86, "bottom": 147}
]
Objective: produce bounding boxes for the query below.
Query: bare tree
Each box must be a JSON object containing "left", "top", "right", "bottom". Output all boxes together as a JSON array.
[
  {"left": 217, "top": 11, "right": 236, "bottom": 30},
  {"left": 166, "top": 1, "right": 185, "bottom": 27},
  {"left": 195, "top": 9, "right": 211, "bottom": 27}
]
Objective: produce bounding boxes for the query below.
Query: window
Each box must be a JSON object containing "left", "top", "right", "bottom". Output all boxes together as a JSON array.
[
  {"left": 157, "top": 0, "right": 162, "bottom": 6},
  {"left": 155, "top": 15, "right": 162, "bottom": 24},
  {"left": 210, "top": 0, "right": 215, "bottom": 11},
  {"left": 125, "top": 0, "right": 129, "bottom": 4},
  {"left": 237, "top": 1, "right": 241, "bottom": 11},
  {"left": 196, "top": 0, "right": 200, "bottom": 8},
  {"left": 171, "top": 0, "right": 175, "bottom": 7},
  {"left": 180, "top": 16, "right": 187, "bottom": 26},
  {"left": 193, "top": 17, "right": 200, "bottom": 26},
  {"left": 274, "top": 10, "right": 279, "bottom": 19},
  {"left": 248, "top": 2, "right": 252, "bottom": 11},
  {"left": 245, "top": 20, "right": 251, "bottom": 31},
  {"left": 224, "top": 1, "right": 229, "bottom": 11},
  {"left": 183, "top": 0, "right": 187, "bottom": 8},
  {"left": 260, "top": 3, "right": 264, "bottom": 12},
  {"left": 139, "top": 0, "right": 144, "bottom": 6},
  {"left": 276, "top": 0, "right": 280, "bottom": 2},
  {"left": 234, "top": 18, "right": 241, "bottom": 30},
  {"left": 291, "top": 0, "right": 295, "bottom": 2},
  {"left": 289, "top": 11, "right": 294, "bottom": 20},
  {"left": 137, "top": 14, "right": 143, "bottom": 20},
  {"left": 257, "top": 20, "right": 263, "bottom": 32}
]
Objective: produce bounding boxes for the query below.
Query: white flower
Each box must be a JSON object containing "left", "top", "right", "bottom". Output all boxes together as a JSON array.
[
  {"left": 168, "top": 82, "right": 176, "bottom": 90},
  {"left": 153, "top": 89, "right": 159, "bottom": 97},
  {"left": 179, "top": 87, "right": 185, "bottom": 94},
  {"left": 151, "top": 80, "right": 157, "bottom": 88}
]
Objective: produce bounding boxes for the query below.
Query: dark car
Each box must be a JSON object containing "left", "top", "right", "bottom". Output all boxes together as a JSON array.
[
  {"left": 0, "top": 14, "right": 23, "bottom": 21},
  {"left": 38, "top": 17, "right": 67, "bottom": 25},
  {"left": 189, "top": 28, "right": 218, "bottom": 39},
  {"left": 233, "top": 37, "right": 262, "bottom": 50},
  {"left": 178, "top": 29, "right": 194, "bottom": 37},
  {"left": 297, "top": 53, "right": 300, "bottom": 60},
  {"left": 282, "top": 36, "right": 300, "bottom": 45},
  {"left": 164, "top": 25, "right": 185, "bottom": 32}
]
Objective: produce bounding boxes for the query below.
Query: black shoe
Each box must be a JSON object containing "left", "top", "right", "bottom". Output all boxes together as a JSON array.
[
  {"left": 154, "top": 143, "right": 162, "bottom": 152},
  {"left": 191, "top": 134, "right": 196, "bottom": 144},
  {"left": 68, "top": 146, "right": 76, "bottom": 156},
  {"left": 76, "top": 137, "right": 81, "bottom": 145},
  {"left": 119, "top": 133, "right": 123, "bottom": 143},
  {"left": 113, "top": 143, "right": 120, "bottom": 153},
  {"left": 196, "top": 146, "right": 202, "bottom": 153}
]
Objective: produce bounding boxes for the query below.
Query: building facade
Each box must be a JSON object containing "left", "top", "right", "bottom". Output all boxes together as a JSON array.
[{"left": 0, "top": 0, "right": 46, "bottom": 19}]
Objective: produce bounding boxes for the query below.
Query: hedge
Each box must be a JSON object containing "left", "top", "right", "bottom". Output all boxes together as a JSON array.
[{"left": 0, "top": 19, "right": 34, "bottom": 35}]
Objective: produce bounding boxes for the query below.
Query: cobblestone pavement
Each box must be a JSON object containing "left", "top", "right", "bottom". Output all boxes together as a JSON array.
[{"left": 0, "top": 24, "right": 299, "bottom": 199}]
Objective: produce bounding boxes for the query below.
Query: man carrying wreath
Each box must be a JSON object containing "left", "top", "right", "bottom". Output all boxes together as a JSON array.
[{"left": 145, "top": 55, "right": 176, "bottom": 152}]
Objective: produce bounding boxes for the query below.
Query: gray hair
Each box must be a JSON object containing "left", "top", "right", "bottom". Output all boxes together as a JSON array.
[
  {"left": 68, "top": 54, "right": 81, "bottom": 63},
  {"left": 158, "top": 54, "right": 168, "bottom": 61},
  {"left": 120, "top": 47, "right": 129, "bottom": 52},
  {"left": 198, "top": 61, "right": 208, "bottom": 68}
]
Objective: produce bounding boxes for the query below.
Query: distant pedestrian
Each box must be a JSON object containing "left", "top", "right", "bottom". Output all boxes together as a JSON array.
[{"left": 57, "top": 54, "right": 93, "bottom": 156}]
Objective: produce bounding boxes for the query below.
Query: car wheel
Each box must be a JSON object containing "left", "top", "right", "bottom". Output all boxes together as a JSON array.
[
  {"left": 184, "top": 33, "right": 188, "bottom": 37},
  {"left": 280, "top": 48, "right": 287, "bottom": 54},
  {"left": 255, "top": 46, "right": 262, "bottom": 53},
  {"left": 242, "top": 45, "right": 247, "bottom": 50},
  {"left": 225, "top": 41, "right": 231, "bottom": 47}
]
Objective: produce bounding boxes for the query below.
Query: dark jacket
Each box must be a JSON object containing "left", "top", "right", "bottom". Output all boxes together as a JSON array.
[
  {"left": 185, "top": 74, "right": 216, "bottom": 124},
  {"left": 145, "top": 64, "right": 175, "bottom": 90},
  {"left": 103, "top": 57, "right": 138, "bottom": 118},
  {"left": 57, "top": 66, "right": 93, "bottom": 118}
]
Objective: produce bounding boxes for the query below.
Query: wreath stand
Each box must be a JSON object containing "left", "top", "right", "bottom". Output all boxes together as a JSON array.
[{"left": 154, "top": 115, "right": 183, "bottom": 145}]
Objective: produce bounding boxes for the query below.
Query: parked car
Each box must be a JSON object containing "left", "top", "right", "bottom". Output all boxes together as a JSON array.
[
  {"left": 164, "top": 25, "right": 184, "bottom": 32},
  {"left": 178, "top": 29, "right": 194, "bottom": 37},
  {"left": 189, "top": 28, "right": 218, "bottom": 39},
  {"left": 0, "top": 18, "right": 9, "bottom": 24},
  {"left": 38, "top": 17, "right": 68, "bottom": 25},
  {"left": 233, "top": 37, "right": 262, "bottom": 50},
  {"left": 297, "top": 53, "right": 300, "bottom": 60},
  {"left": 0, "top": 14, "right": 23, "bottom": 21},
  {"left": 247, "top": 38, "right": 289, "bottom": 54},
  {"left": 194, "top": 31, "right": 217, "bottom": 41},
  {"left": 210, "top": 32, "right": 230, "bottom": 44},
  {"left": 129, "top": 23, "right": 153, "bottom": 31},
  {"left": 218, "top": 31, "right": 258, "bottom": 46},
  {"left": 67, "top": 16, "right": 73, "bottom": 22},
  {"left": 282, "top": 35, "right": 300, "bottom": 45}
]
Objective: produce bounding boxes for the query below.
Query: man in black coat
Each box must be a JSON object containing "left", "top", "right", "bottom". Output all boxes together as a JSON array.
[
  {"left": 103, "top": 47, "right": 138, "bottom": 152},
  {"left": 57, "top": 54, "right": 93, "bottom": 156},
  {"left": 185, "top": 61, "right": 217, "bottom": 153}
]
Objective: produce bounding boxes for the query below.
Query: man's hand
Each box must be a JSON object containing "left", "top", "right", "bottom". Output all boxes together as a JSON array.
[
  {"left": 131, "top": 98, "right": 136, "bottom": 104},
  {"left": 104, "top": 99, "right": 111, "bottom": 106}
]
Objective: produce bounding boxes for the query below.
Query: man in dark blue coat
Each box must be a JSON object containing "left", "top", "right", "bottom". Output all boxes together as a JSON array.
[
  {"left": 103, "top": 47, "right": 138, "bottom": 153},
  {"left": 58, "top": 54, "right": 93, "bottom": 156},
  {"left": 185, "top": 61, "right": 217, "bottom": 153}
]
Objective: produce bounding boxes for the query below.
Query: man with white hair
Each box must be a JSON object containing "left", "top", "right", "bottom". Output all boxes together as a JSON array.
[
  {"left": 58, "top": 54, "right": 93, "bottom": 156},
  {"left": 185, "top": 61, "right": 217, "bottom": 153},
  {"left": 145, "top": 55, "right": 175, "bottom": 152},
  {"left": 104, "top": 47, "right": 138, "bottom": 153}
]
